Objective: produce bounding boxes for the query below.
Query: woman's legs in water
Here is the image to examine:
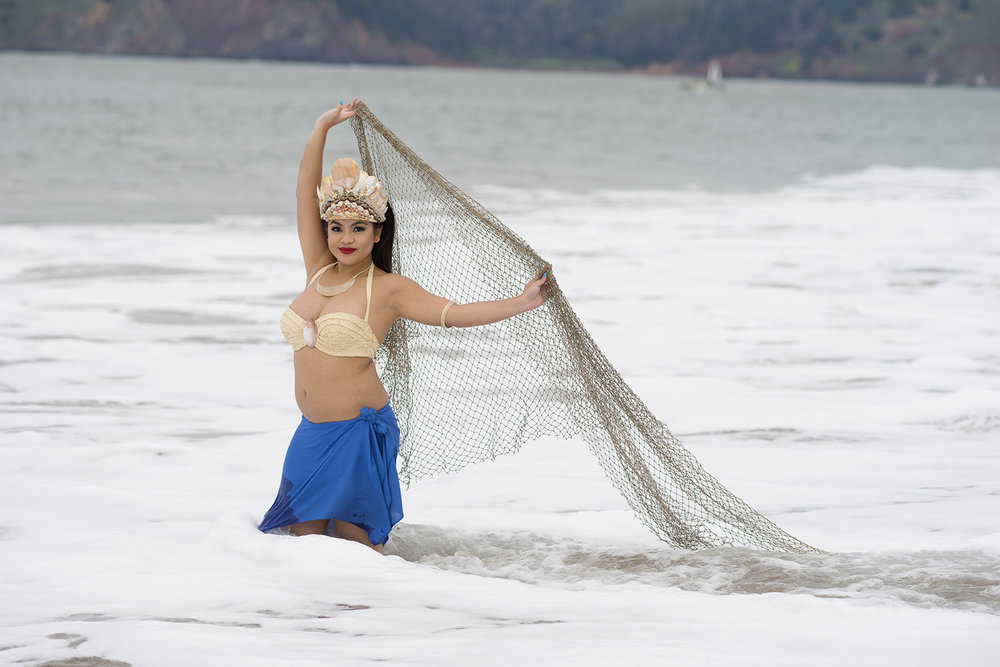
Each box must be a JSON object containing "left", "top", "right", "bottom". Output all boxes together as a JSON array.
[
  {"left": 288, "top": 518, "right": 329, "bottom": 536},
  {"left": 288, "top": 518, "right": 384, "bottom": 554},
  {"left": 333, "top": 519, "right": 384, "bottom": 554}
]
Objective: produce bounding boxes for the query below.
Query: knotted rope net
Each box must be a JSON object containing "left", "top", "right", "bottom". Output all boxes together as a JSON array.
[{"left": 351, "top": 103, "right": 818, "bottom": 553}]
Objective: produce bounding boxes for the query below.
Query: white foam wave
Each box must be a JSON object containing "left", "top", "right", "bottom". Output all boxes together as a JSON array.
[{"left": 390, "top": 524, "right": 1000, "bottom": 614}]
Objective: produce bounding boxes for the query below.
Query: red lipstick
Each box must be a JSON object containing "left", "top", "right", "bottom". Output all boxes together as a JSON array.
[{"left": 339, "top": 248, "right": 356, "bottom": 254}]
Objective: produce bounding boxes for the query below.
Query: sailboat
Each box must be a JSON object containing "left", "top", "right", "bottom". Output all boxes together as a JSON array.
[{"left": 682, "top": 58, "right": 725, "bottom": 92}]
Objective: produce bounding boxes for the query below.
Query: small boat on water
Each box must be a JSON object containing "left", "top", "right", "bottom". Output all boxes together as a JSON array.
[{"left": 682, "top": 58, "right": 724, "bottom": 92}]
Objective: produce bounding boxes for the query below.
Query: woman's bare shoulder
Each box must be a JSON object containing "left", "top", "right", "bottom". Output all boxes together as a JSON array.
[
  {"left": 375, "top": 272, "right": 419, "bottom": 291},
  {"left": 374, "top": 273, "right": 431, "bottom": 311}
]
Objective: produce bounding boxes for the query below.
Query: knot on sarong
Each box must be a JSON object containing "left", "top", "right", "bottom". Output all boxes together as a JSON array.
[{"left": 360, "top": 406, "right": 389, "bottom": 436}]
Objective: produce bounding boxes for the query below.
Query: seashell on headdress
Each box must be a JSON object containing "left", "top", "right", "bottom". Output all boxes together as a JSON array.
[{"left": 317, "top": 157, "right": 388, "bottom": 224}]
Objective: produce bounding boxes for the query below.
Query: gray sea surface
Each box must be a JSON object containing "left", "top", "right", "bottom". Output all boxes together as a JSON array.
[{"left": 1, "top": 51, "right": 998, "bottom": 224}]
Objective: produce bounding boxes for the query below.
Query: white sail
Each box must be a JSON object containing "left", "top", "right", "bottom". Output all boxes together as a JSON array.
[{"left": 707, "top": 59, "right": 723, "bottom": 87}]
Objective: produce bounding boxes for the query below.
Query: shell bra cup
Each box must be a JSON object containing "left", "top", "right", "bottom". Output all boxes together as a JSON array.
[{"left": 280, "top": 263, "right": 380, "bottom": 359}]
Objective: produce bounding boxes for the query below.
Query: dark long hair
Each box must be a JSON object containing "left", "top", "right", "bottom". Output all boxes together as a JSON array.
[{"left": 372, "top": 203, "right": 395, "bottom": 273}]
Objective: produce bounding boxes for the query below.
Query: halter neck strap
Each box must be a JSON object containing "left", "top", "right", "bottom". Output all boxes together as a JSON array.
[
  {"left": 364, "top": 263, "right": 374, "bottom": 322},
  {"left": 307, "top": 263, "right": 336, "bottom": 287}
]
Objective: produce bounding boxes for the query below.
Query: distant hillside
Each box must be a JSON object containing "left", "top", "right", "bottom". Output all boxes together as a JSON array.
[{"left": 1, "top": 0, "right": 997, "bottom": 85}]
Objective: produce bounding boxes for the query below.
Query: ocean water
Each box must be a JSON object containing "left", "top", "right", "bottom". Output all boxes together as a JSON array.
[{"left": 1, "top": 52, "right": 999, "bottom": 665}]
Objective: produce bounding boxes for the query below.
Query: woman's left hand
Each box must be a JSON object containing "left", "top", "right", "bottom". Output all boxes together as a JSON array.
[{"left": 520, "top": 264, "right": 551, "bottom": 312}]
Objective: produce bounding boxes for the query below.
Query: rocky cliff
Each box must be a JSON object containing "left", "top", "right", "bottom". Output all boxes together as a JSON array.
[
  {"left": 1, "top": 0, "right": 997, "bottom": 85},
  {"left": 0, "top": 0, "right": 446, "bottom": 64}
]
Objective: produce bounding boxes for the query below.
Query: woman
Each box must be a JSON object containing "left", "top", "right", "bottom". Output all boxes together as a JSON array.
[{"left": 259, "top": 99, "right": 549, "bottom": 553}]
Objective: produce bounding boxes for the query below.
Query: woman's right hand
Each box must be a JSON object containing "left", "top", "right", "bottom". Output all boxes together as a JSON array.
[{"left": 316, "top": 98, "right": 358, "bottom": 130}]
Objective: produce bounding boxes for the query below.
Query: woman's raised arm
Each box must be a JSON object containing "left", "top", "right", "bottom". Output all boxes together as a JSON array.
[
  {"left": 295, "top": 99, "right": 357, "bottom": 277},
  {"left": 390, "top": 266, "right": 551, "bottom": 328}
]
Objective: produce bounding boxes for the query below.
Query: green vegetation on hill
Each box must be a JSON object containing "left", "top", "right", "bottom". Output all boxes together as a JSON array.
[
  {"left": 335, "top": 0, "right": 999, "bottom": 81},
  {"left": 1, "top": 0, "right": 998, "bottom": 84}
]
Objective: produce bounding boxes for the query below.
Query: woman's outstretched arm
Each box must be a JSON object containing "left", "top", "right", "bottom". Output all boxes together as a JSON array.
[
  {"left": 390, "top": 266, "right": 551, "bottom": 328},
  {"left": 295, "top": 99, "right": 357, "bottom": 277}
]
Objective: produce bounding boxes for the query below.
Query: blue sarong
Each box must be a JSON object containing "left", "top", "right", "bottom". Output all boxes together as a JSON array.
[{"left": 259, "top": 404, "right": 403, "bottom": 545}]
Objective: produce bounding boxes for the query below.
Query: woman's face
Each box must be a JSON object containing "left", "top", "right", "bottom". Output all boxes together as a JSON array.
[{"left": 327, "top": 219, "right": 381, "bottom": 264}]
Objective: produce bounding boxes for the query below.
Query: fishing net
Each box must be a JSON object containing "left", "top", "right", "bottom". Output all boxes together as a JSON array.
[{"left": 350, "top": 103, "right": 818, "bottom": 553}]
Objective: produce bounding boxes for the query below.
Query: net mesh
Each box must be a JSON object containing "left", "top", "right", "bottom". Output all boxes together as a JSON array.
[{"left": 350, "top": 103, "right": 819, "bottom": 553}]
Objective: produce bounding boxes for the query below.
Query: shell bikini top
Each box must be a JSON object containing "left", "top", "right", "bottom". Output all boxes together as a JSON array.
[{"left": 280, "top": 263, "right": 380, "bottom": 359}]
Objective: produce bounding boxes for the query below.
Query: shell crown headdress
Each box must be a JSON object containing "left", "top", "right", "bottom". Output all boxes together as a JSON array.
[{"left": 317, "top": 157, "right": 388, "bottom": 224}]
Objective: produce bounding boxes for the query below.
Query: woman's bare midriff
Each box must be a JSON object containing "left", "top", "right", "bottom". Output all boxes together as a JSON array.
[{"left": 293, "top": 350, "right": 389, "bottom": 422}]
